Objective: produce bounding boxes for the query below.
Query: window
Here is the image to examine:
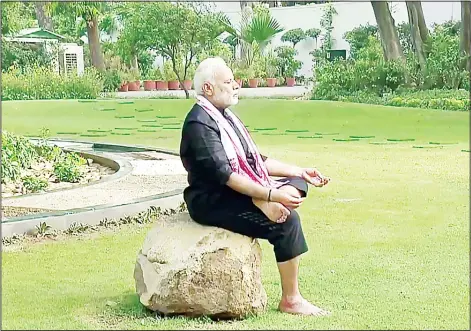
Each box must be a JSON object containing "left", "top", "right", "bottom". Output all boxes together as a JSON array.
[{"left": 65, "top": 53, "right": 77, "bottom": 76}]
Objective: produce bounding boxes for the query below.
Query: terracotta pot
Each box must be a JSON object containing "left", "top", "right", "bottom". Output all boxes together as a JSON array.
[
  {"left": 156, "top": 80, "right": 168, "bottom": 91},
  {"left": 266, "top": 78, "right": 277, "bottom": 88},
  {"left": 168, "top": 80, "right": 180, "bottom": 90},
  {"left": 128, "top": 81, "right": 139, "bottom": 91},
  {"left": 183, "top": 80, "right": 192, "bottom": 90},
  {"left": 143, "top": 80, "right": 156, "bottom": 91},
  {"left": 286, "top": 77, "right": 296, "bottom": 87},
  {"left": 118, "top": 83, "right": 128, "bottom": 92},
  {"left": 248, "top": 78, "right": 259, "bottom": 88},
  {"left": 135, "top": 80, "right": 141, "bottom": 89},
  {"left": 235, "top": 79, "right": 242, "bottom": 87}
]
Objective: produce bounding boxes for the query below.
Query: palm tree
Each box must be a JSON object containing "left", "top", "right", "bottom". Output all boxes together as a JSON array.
[{"left": 219, "top": 5, "right": 284, "bottom": 66}]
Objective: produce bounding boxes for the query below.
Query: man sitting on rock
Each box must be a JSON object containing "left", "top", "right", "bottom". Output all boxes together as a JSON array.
[{"left": 179, "top": 57, "right": 331, "bottom": 316}]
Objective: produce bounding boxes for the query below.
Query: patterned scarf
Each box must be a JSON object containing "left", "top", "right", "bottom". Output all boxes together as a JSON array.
[{"left": 196, "top": 95, "right": 284, "bottom": 188}]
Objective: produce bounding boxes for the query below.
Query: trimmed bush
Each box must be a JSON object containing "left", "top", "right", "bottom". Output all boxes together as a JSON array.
[
  {"left": 334, "top": 89, "right": 469, "bottom": 111},
  {"left": 2, "top": 67, "right": 103, "bottom": 100}
]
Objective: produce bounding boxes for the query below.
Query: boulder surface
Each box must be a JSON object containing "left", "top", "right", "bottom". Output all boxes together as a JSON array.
[{"left": 134, "top": 212, "right": 267, "bottom": 319}]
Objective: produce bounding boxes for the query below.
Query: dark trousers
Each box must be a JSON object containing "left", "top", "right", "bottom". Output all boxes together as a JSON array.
[{"left": 191, "top": 177, "right": 309, "bottom": 263}]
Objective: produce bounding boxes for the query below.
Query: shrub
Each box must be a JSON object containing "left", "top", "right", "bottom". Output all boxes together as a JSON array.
[
  {"left": 281, "top": 28, "right": 306, "bottom": 47},
  {"left": 53, "top": 152, "right": 86, "bottom": 183},
  {"left": 1, "top": 39, "right": 53, "bottom": 73},
  {"left": 2, "top": 66, "right": 104, "bottom": 100},
  {"left": 100, "top": 69, "right": 124, "bottom": 92},
  {"left": 275, "top": 46, "right": 302, "bottom": 78},
  {"left": 22, "top": 176, "right": 48, "bottom": 193},
  {"left": 1, "top": 131, "right": 36, "bottom": 183},
  {"left": 323, "top": 89, "right": 469, "bottom": 112},
  {"left": 2, "top": 130, "right": 88, "bottom": 187}
]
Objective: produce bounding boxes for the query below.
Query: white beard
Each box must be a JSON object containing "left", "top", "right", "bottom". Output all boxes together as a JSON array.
[{"left": 214, "top": 91, "right": 238, "bottom": 108}]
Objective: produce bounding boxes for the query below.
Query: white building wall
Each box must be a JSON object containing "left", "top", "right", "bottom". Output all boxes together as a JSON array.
[{"left": 211, "top": 1, "right": 462, "bottom": 77}]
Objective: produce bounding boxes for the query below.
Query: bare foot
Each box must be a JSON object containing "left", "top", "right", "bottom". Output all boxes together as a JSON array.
[
  {"left": 278, "top": 296, "right": 330, "bottom": 316},
  {"left": 253, "top": 199, "right": 290, "bottom": 223}
]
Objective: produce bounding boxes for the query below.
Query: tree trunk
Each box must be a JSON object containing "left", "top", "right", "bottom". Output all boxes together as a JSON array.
[
  {"left": 86, "top": 16, "right": 105, "bottom": 71},
  {"left": 34, "top": 2, "right": 54, "bottom": 31},
  {"left": 406, "top": 1, "right": 427, "bottom": 72},
  {"left": 461, "top": 1, "right": 471, "bottom": 70},
  {"left": 131, "top": 53, "right": 139, "bottom": 71},
  {"left": 371, "top": 1, "right": 404, "bottom": 61}
]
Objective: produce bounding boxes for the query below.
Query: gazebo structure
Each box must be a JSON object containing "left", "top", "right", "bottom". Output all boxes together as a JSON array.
[{"left": 5, "top": 28, "right": 85, "bottom": 76}]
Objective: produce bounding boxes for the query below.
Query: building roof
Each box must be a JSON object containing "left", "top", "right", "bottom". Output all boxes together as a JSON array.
[{"left": 15, "top": 28, "right": 66, "bottom": 40}]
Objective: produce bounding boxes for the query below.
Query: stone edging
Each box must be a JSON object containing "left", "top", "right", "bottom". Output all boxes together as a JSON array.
[
  {"left": 1, "top": 140, "right": 186, "bottom": 238},
  {"left": 2, "top": 148, "right": 133, "bottom": 201}
]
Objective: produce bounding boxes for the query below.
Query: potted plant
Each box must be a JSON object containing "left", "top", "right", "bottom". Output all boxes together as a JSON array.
[
  {"left": 232, "top": 66, "right": 246, "bottom": 88},
  {"left": 275, "top": 46, "right": 302, "bottom": 87},
  {"left": 264, "top": 53, "right": 278, "bottom": 88},
  {"left": 247, "top": 66, "right": 258, "bottom": 88},
  {"left": 164, "top": 61, "right": 179, "bottom": 90},
  {"left": 127, "top": 69, "right": 141, "bottom": 91},
  {"left": 151, "top": 67, "right": 167, "bottom": 91},
  {"left": 118, "top": 70, "right": 130, "bottom": 92},
  {"left": 143, "top": 70, "right": 156, "bottom": 91}
]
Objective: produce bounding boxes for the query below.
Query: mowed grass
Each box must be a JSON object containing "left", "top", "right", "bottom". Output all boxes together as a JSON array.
[{"left": 2, "top": 99, "right": 469, "bottom": 330}]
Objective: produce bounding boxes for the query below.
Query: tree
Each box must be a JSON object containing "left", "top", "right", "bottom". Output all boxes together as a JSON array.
[
  {"left": 406, "top": 1, "right": 429, "bottom": 72},
  {"left": 461, "top": 1, "right": 471, "bottom": 70},
  {"left": 305, "top": 27, "right": 321, "bottom": 46},
  {"left": 34, "top": 2, "right": 54, "bottom": 31},
  {"left": 343, "top": 24, "right": 378, "bottom": 59},
  {"left": 49, "top": 2, "right": 106, "bottom": 71},
  {"left": 220, "top": 4, "right": 284, "bottom": 58},
  {"left": 1, "top": 2, "right": 33, "bottom": 35},
  {"left": 370, "top": 1, "right": 404, "bottom": 61},
  {"left": 281, "top": 28, "right": 306, "bottom": 47},
  {"left": 142, "top": 3, "right": 226, "bottom": 98}
]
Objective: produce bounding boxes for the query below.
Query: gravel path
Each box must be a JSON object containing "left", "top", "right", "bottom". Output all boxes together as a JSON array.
[{"left": 112, "top": 86, "right": 311, "bottom": 99}]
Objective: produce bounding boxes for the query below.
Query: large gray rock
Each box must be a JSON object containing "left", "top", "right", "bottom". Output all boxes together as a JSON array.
[{"left": 134, "top": 212, "right": 267, "bottom": 319}]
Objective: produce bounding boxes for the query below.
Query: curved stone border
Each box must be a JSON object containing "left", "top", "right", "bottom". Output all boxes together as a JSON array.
[
  {"left": 2, "top": 149, "right": 133, "bottom": 201},
  {"left": 1, "top": 139, "right": 185, "bottom": 238}
]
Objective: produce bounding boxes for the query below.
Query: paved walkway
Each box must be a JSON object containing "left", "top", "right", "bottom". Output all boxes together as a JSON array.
[
  {"left": 2, "top": 140, "right": 187, "bottom": 211},
  {"left": 112, "top": 86, "right": 311, "bottom": 99}
]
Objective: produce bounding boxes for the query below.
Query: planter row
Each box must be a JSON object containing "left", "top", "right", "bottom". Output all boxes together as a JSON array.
[{"left": 118, "top": 77, "right": 296, "bottom": 92}]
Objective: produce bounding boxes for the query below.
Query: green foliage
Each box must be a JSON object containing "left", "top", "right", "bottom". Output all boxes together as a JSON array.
[
  {"left": 138, "top": 3, "right": 225, "bottom": 84},
  {"left": 275, "top": 46, "right": 302, "bottom": 78},
  {"left": 1, "top": 40, "right": 53, "bottom": 73},
  {"left": 2, "top": 130, "right": 87, "bottom": 187},
  {"left": 343, "top": 24, "right": 378, "bottom": 59},
  {"left": 422, "top": 25, "right": 467, "bottom": 89},
  {"left": 196, "top": 41, "right": 234, "bottom": 65},
  {"left": 35, "top": 222, "right": 53, "bottom": 237},
  {"left": 281, "top": 28, "right": 306, "bottom": 47},
  {"left": 1, "top": 131, "right": 37, "bottom": 183},
  {"left": 2, "top": 67, "right": 103, "bottom": 100},
  {"left": 99, "top": 69, "right": 124, "bottom": 92},
  {"left": 315, "top": 19, "right": 469, "bottom": 107},
  {"left": 1, "top": 2, "right": 35, "bottom": 35},
  {"left": 53, "top": 152, "right": 85, "bottom": 183},
  {"left": 22, "top": 176, "right": 48, "bottom": 193},
  {"left": 305, "top": 28, "right": 321, "bottom": 41},
  {"left": 331, "top": 89, "right": 469, "bottom": 112}
]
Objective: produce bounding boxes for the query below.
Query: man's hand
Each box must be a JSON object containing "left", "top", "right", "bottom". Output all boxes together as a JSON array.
[
  {"left": 270, "top": 189, "right": 305, "bottom": 208},
  {"left": 300, "top": 168, "right": 330, "bottom": 187}
]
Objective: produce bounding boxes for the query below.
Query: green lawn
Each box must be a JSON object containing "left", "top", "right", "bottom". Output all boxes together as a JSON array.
[{"left": 2, "top": 99, "right": 469, "bottom": 330}]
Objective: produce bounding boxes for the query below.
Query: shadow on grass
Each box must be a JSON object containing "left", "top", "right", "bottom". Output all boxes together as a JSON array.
[{"left": 98, "top": 291, "right": 270, "bottom": 328}]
